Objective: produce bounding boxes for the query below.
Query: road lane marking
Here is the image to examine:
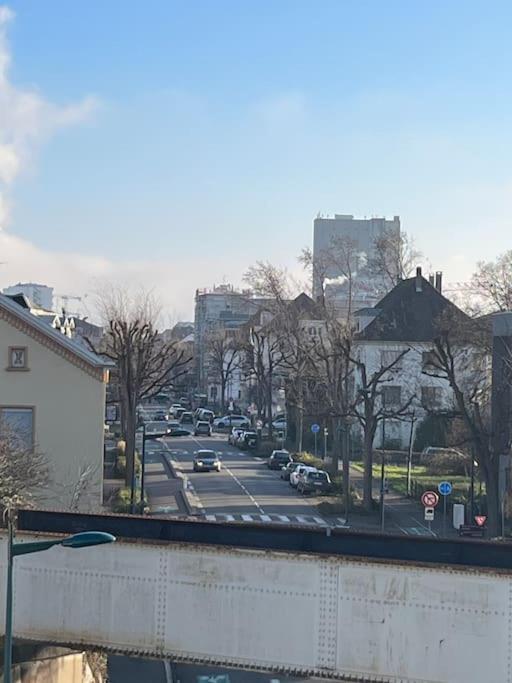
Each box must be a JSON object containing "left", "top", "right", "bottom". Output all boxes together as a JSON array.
[
  {"left": 205, "top": 515, "right": 216, "bottom": 521},
  {"left": 296, "top": 515, "right": 310, "bottom": 524},
  {"left": 189, "top": 435, "right": 265, "bottom": 514},
  {"left": 313, "top": 516, "right": 326, "bottom": 525},
  {"left": 241, "top": 514, "right": 254, "bottom": 522},
  {"left": 277, "top": 515, "right": 290, "bottom": 522},
  {"left": 260, "top": 514, "right": 272, "bottom": 522}
]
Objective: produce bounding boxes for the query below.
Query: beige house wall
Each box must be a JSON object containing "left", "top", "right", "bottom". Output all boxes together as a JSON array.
[{"left": 0, "top": 317, "right": 105, "bottom": 511}]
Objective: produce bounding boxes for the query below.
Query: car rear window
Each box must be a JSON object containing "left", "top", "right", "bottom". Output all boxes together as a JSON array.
[{"left": 309, "top": 471, "right": 328, "bottom": 481}]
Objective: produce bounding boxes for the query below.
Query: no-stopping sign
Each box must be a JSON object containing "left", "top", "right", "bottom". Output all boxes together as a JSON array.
[{"left": 421, "top": 490, "right": 439, "bottom": 507}]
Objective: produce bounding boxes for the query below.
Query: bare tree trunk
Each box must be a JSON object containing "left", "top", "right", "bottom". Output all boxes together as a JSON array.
[
  {"left": 362, "top": 425, "right": 375, "bottom": 512},
  {"left": 125, "top": 403, "right": 137, "bottom": 489},
  {"left": 267, "top": 380, "right": 273, "bottom": 440},
  {"left": 297, "top": 401, "right": 304, "bottom": 452},
  {"left": 221, "top": 376, "right": 226, "bottom": 414}
]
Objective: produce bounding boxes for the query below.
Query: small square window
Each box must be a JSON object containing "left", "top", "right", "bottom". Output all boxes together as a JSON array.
[{"left": 8, "top": 347, "right": 28, "bottom": 370}]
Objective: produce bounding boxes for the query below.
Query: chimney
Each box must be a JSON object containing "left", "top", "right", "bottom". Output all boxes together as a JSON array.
[
  {"left": 428, "top": 274, "right": 435, "bottom": 286},
  {"left": 435, "top": 271, "right": 442, "bottom": 293},
  {"left": 415, "top": 266, "right": 423, "bottom": 293}
]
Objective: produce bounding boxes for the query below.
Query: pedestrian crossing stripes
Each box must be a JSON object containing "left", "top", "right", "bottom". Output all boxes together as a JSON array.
[{"left": 203, "top": 512, "right": 348, "bottom": 527}]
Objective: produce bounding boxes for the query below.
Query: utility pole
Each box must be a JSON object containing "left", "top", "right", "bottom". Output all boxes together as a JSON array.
[
  {"left": 380, "top": 396, "right": 386, "bottom": 533},
  {"left": 406, "top": 411, "right": 416, "bottom": 497}
]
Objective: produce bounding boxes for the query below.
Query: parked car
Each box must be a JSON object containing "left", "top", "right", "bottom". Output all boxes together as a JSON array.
[
  {"left": 213, "top": 415, "right": 251, "bottom": 429},
  {"left": 193, "top": 450, "right": 222, "bottom": 472},
  {"left": 290, "top": 464, "right": 317, "bottom": 488},
  {"left": 194, "top": 420, "right": 212, "bottom": 436},
  {"left": 240, "top": 431, "right": 258, "bottom": 449},
  {"left": 228, "top": 428, "right": 245, "bottom": 445},
  {"left": 298, "top": 470, "right": 331, "bottom": 495},
  {"left": 272, "top": 418, "right": 287, "bottom": 431},
  {"left": 175, "top": 407, "right": 186, "bottom": 420},
  {"left": 267, "top": 450, "right": 292, "bottom": 470},
  {"left": 196, "top": 409, "right": 215, "bottom": 424},
  {"left": 280, "top": 461, "right": 301, "bottom": 481},
  {"left": 170, "top": 403, "right": 183, "bottom": 417},
  {"left": 167, "top": 426, "right": 191, "bottom": 437},
  {"left": 152, "top": 410, "right": 168, "bottom": 422},
  {"left": 144, "top": 421, "right": 169, "bottom": 439},
  {"left": 180, "top": 411, "right": 194, "bottom": 425}
]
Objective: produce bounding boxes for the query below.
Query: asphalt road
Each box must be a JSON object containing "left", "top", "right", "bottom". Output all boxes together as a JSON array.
[
  {"left": 108, "top": 656, "right": 325, "bottom": 682},
  {"left": 161, "top": 433, "right": 345, "bottom": 527}
]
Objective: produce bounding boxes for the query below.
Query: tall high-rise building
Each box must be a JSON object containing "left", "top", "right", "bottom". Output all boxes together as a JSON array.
[
  {"left": 312, "top": 214, "right": 401, "bottom": 305},
  {"left": 3, "top": 282, "right": 54, "bottom": 311}
]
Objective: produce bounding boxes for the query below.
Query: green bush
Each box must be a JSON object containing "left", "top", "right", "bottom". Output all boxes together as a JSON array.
[
  {"left": 111, "top": 487, "right": 148, "bottom": 514},
  {"left": 292, "top": 451, "right": 324, "bottom": 470},
  {"left": 115, "top": 452, "right": 141, "bottom": 478},
  {"left": 425, "top": 452, "right": 471, "bottom": 476}
]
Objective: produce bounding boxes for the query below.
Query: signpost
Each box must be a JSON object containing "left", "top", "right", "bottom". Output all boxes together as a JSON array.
[
  {"left": 311, "top": 423, "right": 320, "bottom": 458},
  {"left": 323, "top": 427, "right": 328, "bottom": 460},
  {"left": 437, "top": 481, "right": 452, "bottom": 537},
  {"left": 421, "top": 490, "right": 439, "bottom": 532}
]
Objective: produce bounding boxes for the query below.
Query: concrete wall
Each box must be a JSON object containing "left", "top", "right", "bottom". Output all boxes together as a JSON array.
[
  {"left": 0, "top": 317, "right": 105, "bottom": 510},
  {"left": 1, "top": 532, "right": 510, "bottom": 682}
]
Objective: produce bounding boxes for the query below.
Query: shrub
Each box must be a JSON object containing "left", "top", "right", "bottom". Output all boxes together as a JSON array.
[
  {"left": 115, "top": 452, "right": 141, "bottom": 478},
  {"left": 293, "top": 451, "right": 324, "bottom": 470},
  {"left": 425, "top": 451, "right": 471, "bottom": 476},
  {"left": 111, "top": 486, "right": 148, "bottom": 514}
]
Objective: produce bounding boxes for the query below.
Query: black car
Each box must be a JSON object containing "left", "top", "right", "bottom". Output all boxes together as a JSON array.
[
  {"left": 241, "top": 431, "right": 258, "bottom": 449},
  {"left": 167, "top": 426, "right": 191, "bottom": 437},
  {"left": 267, "top": 450, "right": 292, "bottom": 470},
  {"left": 297, "top": 470, "right": 332, "bottom": 495}
]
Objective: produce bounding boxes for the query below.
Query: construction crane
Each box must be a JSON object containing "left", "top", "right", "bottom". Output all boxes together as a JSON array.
[{"left": 55, "top": 293, "right": 84, "bottom": 316}]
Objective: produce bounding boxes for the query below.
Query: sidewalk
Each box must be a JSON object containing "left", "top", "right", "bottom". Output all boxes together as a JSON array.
[
  {"left": 347, "top": 464, "right": 458, "bottom": 537},
  {"left": 143, "top": 441, "right": 191, "bottom": 516}
]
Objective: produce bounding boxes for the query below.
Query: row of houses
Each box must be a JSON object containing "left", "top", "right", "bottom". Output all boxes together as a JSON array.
[{"left": 199, "top": 268, "right": 481, "bottom": 450}]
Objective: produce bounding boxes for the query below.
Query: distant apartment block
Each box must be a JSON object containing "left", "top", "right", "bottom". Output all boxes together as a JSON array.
[
  {"left": 194, "top": 284, "right": 267, "bottom": 402},
  {"left": 312, "top": 214, "right": 401, "bottom": 306},
  {"left": 3, "top": 282, "right": 54, "bottom": 311}
]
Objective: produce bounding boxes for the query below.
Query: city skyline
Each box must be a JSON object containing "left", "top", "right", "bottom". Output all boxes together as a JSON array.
[{"left": 1, "top": 2, "right": 512, "bottom": 319}]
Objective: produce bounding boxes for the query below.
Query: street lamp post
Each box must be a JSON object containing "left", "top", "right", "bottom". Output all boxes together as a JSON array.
[
  {"left": 380, "top": 397, "right": 386, "bottom": 533},
  {"left": 3, "top": 511, "right": 115, "bottom": 683}
]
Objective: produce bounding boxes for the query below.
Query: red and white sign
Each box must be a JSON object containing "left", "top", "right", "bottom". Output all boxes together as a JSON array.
[
  {"left": 474, "top": 515, "right": 487, "bottom": 527},
  {"left": 421, "top": 490, "right": 439, "bottom": 508}
]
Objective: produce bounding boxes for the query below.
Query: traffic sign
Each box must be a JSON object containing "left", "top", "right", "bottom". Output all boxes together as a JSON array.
[
  {"left": 474, "top": 515, "right": 487, "bottom": 527},
  {"left": 324, "top": 427, "right": 328, "bottom": 435},
  {"left": 311, "top": 423, "right": 320, "bottom": 434},
  {"left": 421, "top": 490, "right": 439, "bottom": 507},
  {"left": 438, "top": 481, "right": 452, "bottom": 496},
  {"left": 424, "top": 507, "right": 435, "bottom": 521}
]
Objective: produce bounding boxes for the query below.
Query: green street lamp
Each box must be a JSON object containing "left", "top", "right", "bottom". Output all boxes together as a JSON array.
[{"left": 3, "top": 517, "right": 115, "bottom": 683}]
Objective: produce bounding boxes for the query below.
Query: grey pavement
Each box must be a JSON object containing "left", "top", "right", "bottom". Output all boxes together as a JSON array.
[
  {"left": 108, "top": 656, "right": 327, "bottom": 682},
  {"left": 160, "top": 432, "right": 345, "bottom": 526}
]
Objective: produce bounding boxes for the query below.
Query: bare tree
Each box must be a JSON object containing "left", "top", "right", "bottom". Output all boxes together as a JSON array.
[
  {"left": 422, "top": 312, "right": 500, "bottom": 532},
  {"left": 205, "top": 330, "right": 243, "bottom": 413},
  {"left": 0, "top": 433, "right": 49, "bottom": 511},
  {"left": 93, "top": 288, "right": 191, "bottom": 497},
  {"left": 467, "top": 250, "right": 512, "bottom": 313},
  {"left": 348, "top": 348, "right": 414, "bottom": 510},
  {"left": 369, "top": 228, "right": 423, "bottom": 290}
]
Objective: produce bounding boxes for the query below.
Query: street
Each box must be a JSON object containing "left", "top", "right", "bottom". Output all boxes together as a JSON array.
[
  {"left": 108, "top": 655, "right": 326, "bottom": 682},
  {"left": 160, "top": 433, "right": 347, "bottom": 527}
]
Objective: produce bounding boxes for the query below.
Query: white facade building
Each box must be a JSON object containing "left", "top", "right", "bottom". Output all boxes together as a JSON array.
[{"left": 3, "top": 282, "right": 54, "bottom": 311}]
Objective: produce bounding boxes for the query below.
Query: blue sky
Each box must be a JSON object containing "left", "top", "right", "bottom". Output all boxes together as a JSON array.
[{"left": 1, "top": 1, "right": 512, "bottom": 318}]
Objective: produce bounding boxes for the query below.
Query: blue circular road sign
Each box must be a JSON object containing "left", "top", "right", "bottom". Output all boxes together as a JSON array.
[
  {"left": 438, "top": 481, "right": 452, "bottom": 496},
  {"left": 311, "top": 423, "right": 320, "bottom": 434}
]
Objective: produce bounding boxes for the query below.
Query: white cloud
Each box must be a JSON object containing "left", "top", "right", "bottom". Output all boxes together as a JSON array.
[{"left": 0, "top": 6, "right": 99, "bottom": 223}]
